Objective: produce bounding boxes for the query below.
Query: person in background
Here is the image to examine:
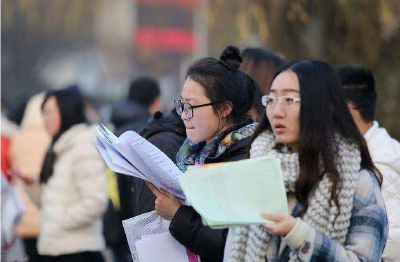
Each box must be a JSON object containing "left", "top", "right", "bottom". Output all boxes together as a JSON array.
[
  {"left": 146, "top": 45, "right": 258, "bottom": 262},
  {"left": 38, "top": 86, "right": 107, "bottom": 262},
  {"left": 240, "top": 48, "right": 285, "bottom": 122},
  {"left": 226, "top": 60, "right": 387, "bottom": 262},
  {"left": 111, "top": 76, "right": 161, "bottom": 137},
  {"left": 337, "top": 64, "right": 400, "bottom": 262},
  {"left": 9, "top": 92, "right": 51, "bottom": 260},
  {"left": 110, "top": 76, "right": 161, "bottom": 219},
  {"left": 1, "top": 100, "right": 25, "bottom": 261},
  {"left": 1, "top": 102, "right": 19, "bottom": 181},
  {"left": 109, "top": 76, "right": 161, "bottom": 262},
  {"left": 1, "top": 173, "right": 26, "bottom": 262}
]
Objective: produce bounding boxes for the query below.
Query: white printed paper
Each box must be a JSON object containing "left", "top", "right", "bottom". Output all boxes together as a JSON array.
[
  {"left": 136, "top": 232, "right": 189, "bottom": 262},
  {"left": 95, "top": 124, "right": 185, "bottom": 199}
]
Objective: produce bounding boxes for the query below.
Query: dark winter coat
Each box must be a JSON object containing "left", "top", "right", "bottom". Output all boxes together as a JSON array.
[
  {"left": 170, "top": 117, "right": 257, "bottom": 262},
  {"left": 132, "top": 110, "right": 186, "bottom": 216},
  {"left": 110, "top": 101, "right": 151, "bottom": 220}
]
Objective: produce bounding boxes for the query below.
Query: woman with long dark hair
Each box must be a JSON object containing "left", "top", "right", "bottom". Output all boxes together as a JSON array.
[
  {"left": 146, "top": 46, "right": 258, "bottom": 262},
  {"left": 38, "top": 86, "right": 107, "bottom": 262},
  {"left": 227, "top": 61, "right": 388, "bottom": 261}
]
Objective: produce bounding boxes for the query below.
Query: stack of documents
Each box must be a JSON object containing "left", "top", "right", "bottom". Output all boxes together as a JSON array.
[
  {"left": 123, "top": 211, "right": 199, "bottom": 262},
  {"left": 95, "top": 124, "right": 185, "bottom": 200},
  {"left": 179, "top": 156, "right": 288, "bottom": 229}
]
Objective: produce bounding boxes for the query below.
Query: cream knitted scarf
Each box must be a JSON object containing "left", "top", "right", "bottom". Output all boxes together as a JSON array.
[{"left": 228, "top": 130, "right": 361, "bottom": 262}]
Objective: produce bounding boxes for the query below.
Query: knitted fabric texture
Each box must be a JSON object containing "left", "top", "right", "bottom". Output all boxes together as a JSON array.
[{"left": 228, "top": 130, "right": 361, "bottom": 262}]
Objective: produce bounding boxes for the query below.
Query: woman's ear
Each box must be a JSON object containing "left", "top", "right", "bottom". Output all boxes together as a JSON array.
[{"left": 220, "top": 101, "right": 233, "bottom": 118}]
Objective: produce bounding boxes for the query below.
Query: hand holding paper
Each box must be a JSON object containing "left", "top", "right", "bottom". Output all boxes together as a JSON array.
[
  {"left": 179, "top": 156, "right": 289, "bottom": 228},
  {"left": 146, "top": 182, "right": 182, "bottom": 219},
  {"left": 261, "top": 213, "right": 297, "bottom": 235}
]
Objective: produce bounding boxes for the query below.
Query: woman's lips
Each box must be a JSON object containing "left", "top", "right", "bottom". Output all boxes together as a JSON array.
[{"left": 274, "top": 125, "right": 285, "bottom": 134}]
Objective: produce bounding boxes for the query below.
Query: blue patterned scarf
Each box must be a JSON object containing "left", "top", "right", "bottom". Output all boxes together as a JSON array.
[{"left": 176, "top": 118, "right": 257, "bottom": 172}]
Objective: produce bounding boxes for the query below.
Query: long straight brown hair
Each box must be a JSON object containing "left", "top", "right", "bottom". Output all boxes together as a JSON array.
[{"left": 251, "top": 60, "right": 381, "bottom": 216}]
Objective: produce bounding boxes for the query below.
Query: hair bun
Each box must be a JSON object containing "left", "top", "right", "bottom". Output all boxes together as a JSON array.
[{"left": 219, "top": 45, "right": 242, "bottom": 70}]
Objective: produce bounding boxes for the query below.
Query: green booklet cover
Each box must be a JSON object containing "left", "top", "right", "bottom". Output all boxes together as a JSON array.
[{"left": 179, "top": 156, "right": 288, "bottom": 229}]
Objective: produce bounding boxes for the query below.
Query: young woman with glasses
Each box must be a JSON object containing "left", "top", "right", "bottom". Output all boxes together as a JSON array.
[
  {"left": 146, "top": 46, "right": 258, "bottom": 262},
  {"left": 226, "top": 61, "right": 388, "bottom": 262}
]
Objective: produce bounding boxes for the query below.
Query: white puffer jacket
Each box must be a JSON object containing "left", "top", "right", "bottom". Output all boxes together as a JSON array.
[
  {"left": 365, "top": 121, "right": 400, "bottom": 262},
  {"left": 38, "top": 124, "right": 107, "bottom": 256}
]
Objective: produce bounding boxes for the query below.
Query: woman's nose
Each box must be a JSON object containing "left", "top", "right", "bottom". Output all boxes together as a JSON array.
[
  {"left": 272, "top": 103, "right": 286, "bottom": 118},
  {"left": 181, "top": 110, "right": 189, "bottom": 121}
]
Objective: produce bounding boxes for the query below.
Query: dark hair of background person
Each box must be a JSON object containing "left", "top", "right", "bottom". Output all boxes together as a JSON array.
[
  {"left": 240, "top": 48, "right": 285, "bottom": 95},
  {"left": 39, "top": 85, "right": 87, "bottom": 184},
  {"left": 251, "top": 60, "right": 381, "bottom": 217},
  {"left": 127, "top": 76, "right": 160, "bottom": 106},
  {"left": 186, "top": 45, "right": 256, "bottom": 123},
  {"left": 336, "top": 64, "right": 377, "bottom": 123},
  {"left": 248, "top": 79, "right": 265, "bottom": 118}
]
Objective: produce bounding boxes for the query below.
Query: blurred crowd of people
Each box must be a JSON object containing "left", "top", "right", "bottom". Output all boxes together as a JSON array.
[{"left": 2, "top": 45, "right": 399, "bottom": 262}]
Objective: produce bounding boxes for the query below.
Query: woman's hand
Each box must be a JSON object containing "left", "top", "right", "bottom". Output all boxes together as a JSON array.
[
  {"left": 146, "top": 182, "right": 182, "bottom": 220},
  {"left": 261, "top": 213, "right": 297, "bottom": 236}
]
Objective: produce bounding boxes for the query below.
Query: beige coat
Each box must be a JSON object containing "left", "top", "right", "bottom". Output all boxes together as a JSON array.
[
  {"left": 10, "top": 93, "right": 51, "bottom": 237},
  {"left": 10, "top": 129, "right": 51, "bottom": 184},
  {"left": 38, "top": 124, "right": 107, "bottom": 256}
]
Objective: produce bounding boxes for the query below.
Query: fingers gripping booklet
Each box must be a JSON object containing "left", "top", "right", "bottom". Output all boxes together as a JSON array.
[{"left": 179, "top": 156, "right": 289, "bottom": 229}]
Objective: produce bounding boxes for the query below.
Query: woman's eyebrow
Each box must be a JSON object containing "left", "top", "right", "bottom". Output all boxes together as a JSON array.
[
  {"left": 180, "top": 96, "right": 198, "bottom": 102},
  {"left": 269, "top": 88, "right": 300, "bottom": 93}
]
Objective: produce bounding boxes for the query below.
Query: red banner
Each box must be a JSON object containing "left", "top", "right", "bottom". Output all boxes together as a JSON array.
[{"left": 135, "top": 27, "right": 198, "bottom": 53}]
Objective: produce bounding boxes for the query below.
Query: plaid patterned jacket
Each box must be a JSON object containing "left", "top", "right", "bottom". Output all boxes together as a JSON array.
[{"left": 266, "top": 169, "right": 388, "bottom": 262}]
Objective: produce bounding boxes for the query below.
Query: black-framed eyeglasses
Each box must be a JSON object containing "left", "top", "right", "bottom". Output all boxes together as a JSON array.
[{"left": 174, "top": 100, "right": 221, "bottom": 119}]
